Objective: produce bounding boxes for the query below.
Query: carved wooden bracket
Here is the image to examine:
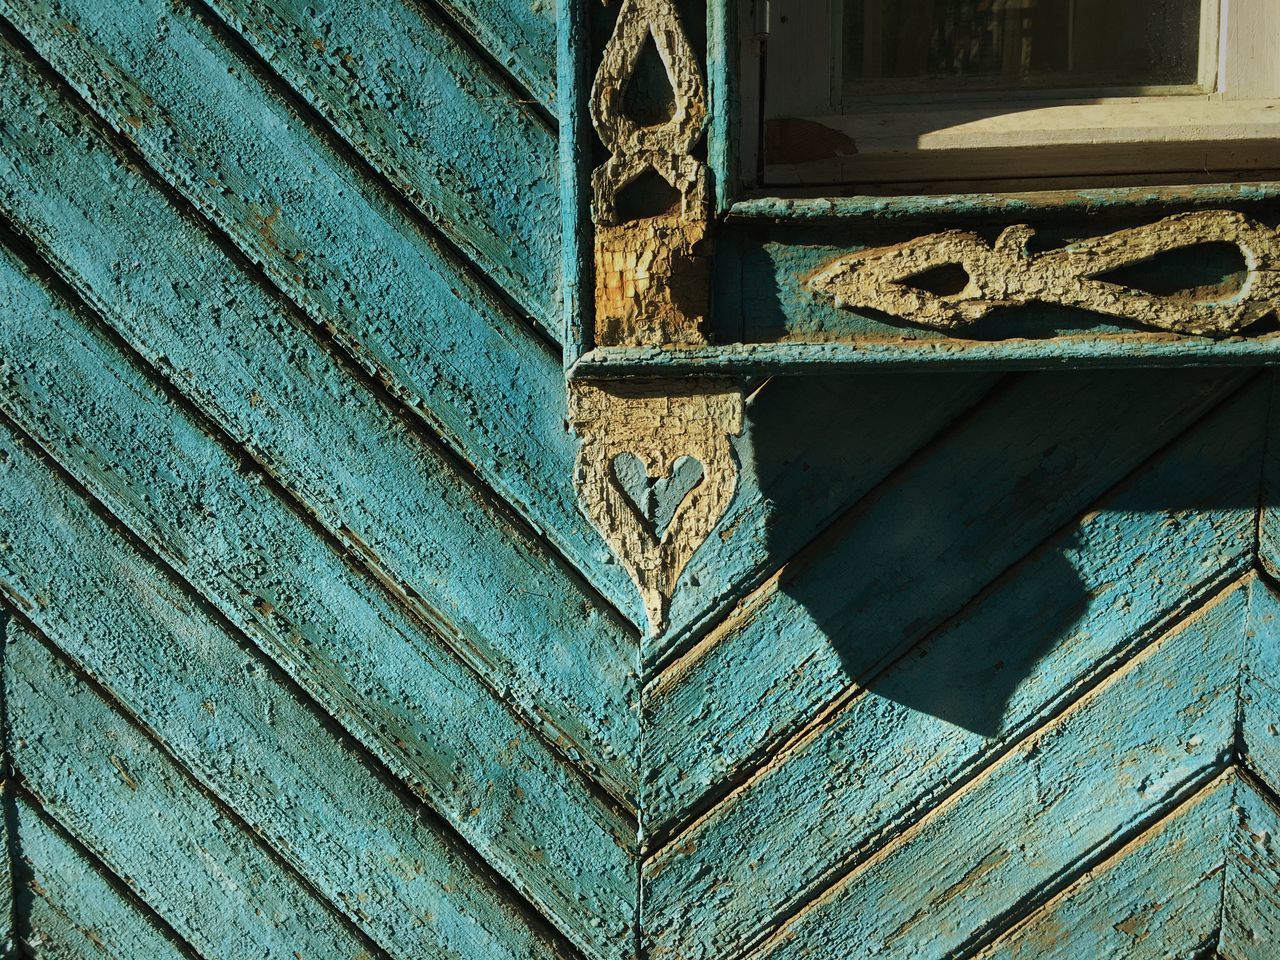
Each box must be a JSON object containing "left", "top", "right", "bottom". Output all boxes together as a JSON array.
[
  {"left": 809, "top": 209, "right": 1280, "bottom": 337},
  {"left": 568, "top": 0, "right": 744, "bottom": 635},
  {"left": 589, "top": 0, "right": 708, "bottom": 228},
  {"left": 570, "top": 381, "right": 741, "bottom": 635}
]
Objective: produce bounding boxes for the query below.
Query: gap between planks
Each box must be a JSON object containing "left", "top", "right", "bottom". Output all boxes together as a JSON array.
[
  {"left": 180, "top": 0, "right": 563, "bottom": 352},
  {"left": 949, "top": 770, "right": 1280, "bottom": 958},
  {"left": 648, "top": 369, "right": 1260, "bottom": 695},
  {"left": 968, "top": 770, "right": 1235, "bottom": 960},
  {"left": 0, "top": 221, "right": 640, "bottom": 824},
  {"left": 2, "top": 608, "right": 397, "bottom": 960},
  {"left": 646, "top": 561, "right": 1252, "bottom": 875},
  {"left": 395, "top": 0, "right": 558, "bottom": 129},
  {"left": 4, "top": 772, "right": 205, "bottom": 960}
]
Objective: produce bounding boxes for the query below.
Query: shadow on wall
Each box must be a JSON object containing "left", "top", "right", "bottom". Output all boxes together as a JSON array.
[{"left": 738, "top": 365, "right": 1274, "bottom": 738}]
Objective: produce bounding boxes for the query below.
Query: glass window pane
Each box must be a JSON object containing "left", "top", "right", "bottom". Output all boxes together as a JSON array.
[{"left": 843, "top": 0, "right": 1206, "bottom": 94}]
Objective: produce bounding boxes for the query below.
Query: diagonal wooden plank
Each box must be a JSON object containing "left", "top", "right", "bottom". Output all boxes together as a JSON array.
[
  {"left": 0, "top": 611, "right": 12, "bottom": 956},
  {"left": 972, "top": 773, "right": 1234, "bottom": 960},
  {"left": 200, "top": 0, "right": 561, "bottom": 333},
  {"left": 0, "top": 262, "right": 631, "bottom": 957},
  {"left": 0, "top": 43, "right": 639, "bottom": 795},
  {"left": 5, "top": 620, "right": 380, "bottom": 959},
  {"left": 407, "top": 0, "right": 555, "bottom": 109},
  {"left": 23, "top": 904, "right": 118, "bottom": 960},
  {"left": 0, "top": 4, "right": 640, "bottom": 623},
  {"left": 643, "top": 385, "right": 1263, "bottom": 959},
  {"left": 1242, "top": 680, "right": 1280, "bottom": 792},
  {"left": 0, "top": 428, "right": 580, "bottom": 959},
  {"left": 1242, "top": 576, "right": 1280, "bottom": 792},
  {"left": 737, "top": 577, "right": 1244, "bottom": 960},
  {"left": 1218, "top": 773, "right": 1280, "bottom": 960},
  {"left": 1252, "top": 371, "right": 1280, "bottom": 581},
  {"left": 1230, "top": 578, "right": 1280, "bottom": 959},
  {"left": 5, "top": 0, "right": 558, "bottom": 333},
  {"left": 0, "top": 10, "right": 1010, "bottom": 679},
  {"left": 646, "top": 368, "right": 1252, "bottom": 837},
  {"left": 651, "top": 372, "right": 1000, "bottom": 663},
  {"left": 0, "top": 192, "right": 633, "bottom": 796},
  {"left": 13, "top": 795, "right": 196, "bottom": 960},
  {"left": 24, "top": 900, "right": 155, "bottom": 960}
]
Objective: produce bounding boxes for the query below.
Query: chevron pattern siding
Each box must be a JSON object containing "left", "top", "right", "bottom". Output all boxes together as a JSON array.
[{"left": 0, "top": 1, "right": 1277, "bottom": 958}]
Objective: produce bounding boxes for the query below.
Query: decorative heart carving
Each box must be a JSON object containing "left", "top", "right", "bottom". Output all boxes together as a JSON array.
[
  {"left": 570, "top": 381, "right": 743, "bottom": 636},
  {"left": 611, "top": 452, "right": 705, "bottom": 541}
]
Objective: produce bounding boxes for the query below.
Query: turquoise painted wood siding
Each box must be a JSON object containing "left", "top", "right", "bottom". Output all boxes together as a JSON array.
[{"left": 0, "top": 1, "right": 1277, "bottom": 958}]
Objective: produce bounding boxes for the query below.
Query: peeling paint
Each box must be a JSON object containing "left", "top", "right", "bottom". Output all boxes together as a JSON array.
[
  {"left": 810, "top": 209, "right": 1280, "bottom": 337},
  {"left": 573, "top": 0, "right": 744, "bottom": 634},
  {"left": 569, "top": 380, "right": 742, "bottom": 636}
]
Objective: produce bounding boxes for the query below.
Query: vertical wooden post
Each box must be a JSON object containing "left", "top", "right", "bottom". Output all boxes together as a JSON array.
[{"left": 565, "top": 0, "right": 744, "bottom": 636}]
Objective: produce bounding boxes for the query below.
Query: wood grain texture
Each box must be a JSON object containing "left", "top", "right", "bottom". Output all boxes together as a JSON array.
[
  {"left": 0, "top": 432, "right": 578, "bottom": 958},
  {"left": 1242, "top": 575, "right": 1280, "bottom": 790},
  {"left": 0, "top": 35, "right": 639, "bottom": 798},
  {"left": 972, "top": 774, "right": 1233, "bottom": 960},
  {"left": 649, "top": 371, "right": 998, "bottom": 663},
  {"left": 746, "top": 579, "right": 1242, "bottom": 960},
  {"left": 415, "top": 0, "right": 556, "bottom": 108},
  {"left": 0, "top": 612, "right": 12, "bottom": 958},
  {"left": 202, "top": 0, "right": 562, "bottom": 329},
  {"left": 13, "top": 795, "right": 196, "bottom": 960},
  {"left": 0, "top": 0, "right": 642, "bottom": 625},
  {"left": 1227, "top": 578, "right": 1280, "bottom": 960},
  {"left": 0, "top": 251, "right": 631, "bottom": 958},
  {"left": 644, "top": 386, "right": 1263, "bottom": 958},
  {"left": 571, "top": 335, "right": 1280, "bottom": 377},
  {"left": 5, "top": 620, "right": 376, "bottom": 958},
  {"left": 1219, "top": 773, "right": 1280, "bottom": 960},
  {"left": 646, "top": 369, "right": 1250, "bottom": 837}
]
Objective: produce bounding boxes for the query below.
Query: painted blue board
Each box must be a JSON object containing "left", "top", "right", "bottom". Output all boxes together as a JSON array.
[{"left": 0, "top": 0, "right": 1277, "bottom": 956}]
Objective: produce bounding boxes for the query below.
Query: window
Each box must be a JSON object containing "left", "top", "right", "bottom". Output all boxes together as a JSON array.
[
  {"left": 561, "top": 0, "right": 1280, "bottom": 380},
  {"left": 754, "top": 0, "right": 1280, "bottom": 191}
]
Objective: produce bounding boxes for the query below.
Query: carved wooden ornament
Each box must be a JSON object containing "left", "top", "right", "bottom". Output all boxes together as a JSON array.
[
  {"left": 589, "top": 0, "right": 707, "bottom": 225},
  {"left": 570, "top": 0, "right": 744, "bottom": 635},
  {"left": 810, "top": 210, "right": 1280, "bottom": 337},
  {"left": 589, "top": 0, "right": 711, "bottom": 347},
  {"left": 570, "top": 381, "right": 741, "bottom": 635}
]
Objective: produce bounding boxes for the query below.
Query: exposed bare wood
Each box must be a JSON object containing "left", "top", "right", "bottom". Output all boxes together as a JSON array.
[
  {"left": 810, "top": 210, "right": 1280, "bottom": 337},
  {"left": 570, "top": 380, "right": 743, "bottom": 636},
  {"left": 589, "top": 0, "right": 709, "bottom": 228}
]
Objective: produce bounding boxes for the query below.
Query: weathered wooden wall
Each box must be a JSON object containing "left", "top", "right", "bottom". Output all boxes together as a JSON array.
[{"left": 0, "top": 0, "right": 1278, "bottom": 957}]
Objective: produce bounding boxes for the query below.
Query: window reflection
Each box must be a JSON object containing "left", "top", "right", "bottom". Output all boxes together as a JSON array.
[{"left": 843, "top": 0, "right": 1205, "bottom": 94}]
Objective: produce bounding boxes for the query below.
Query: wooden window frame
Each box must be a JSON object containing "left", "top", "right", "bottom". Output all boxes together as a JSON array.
[{"left": 560, "top": 0, "right": 1280, "bottom": 379}]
